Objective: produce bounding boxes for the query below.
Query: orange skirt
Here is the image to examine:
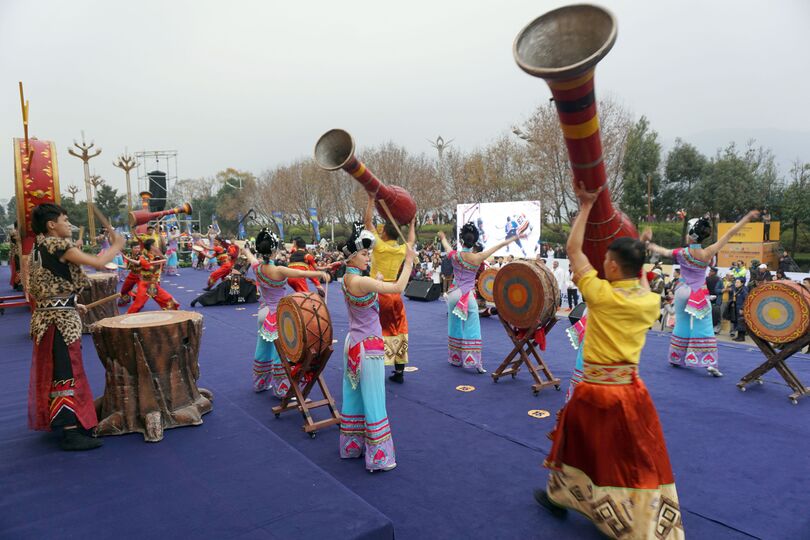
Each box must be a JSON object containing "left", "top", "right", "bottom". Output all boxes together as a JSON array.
[
  {"left": 378, "top": 293, "right": 408, "bottom": 365},
  {"left": 546, "top": 364, "right": 683, "bottom": 539}
]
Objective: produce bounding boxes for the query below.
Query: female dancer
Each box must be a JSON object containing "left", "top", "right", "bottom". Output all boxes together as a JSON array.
[
  {"left": 339, "top": 222, "right": 415, "bottom": 472},
  {"left": 27, "top": 203, "right": 125, "bottom": 450},
  {"left": 643, "top": 210, "right": 759, "bottom": 376},
  {"left": 241, "top": 229, "right": 330, "bottom": 396},
  {"left": 437, "top": 225, "right": 526, "bottom": 373},
  {"left": 165, "top": 226, "right": 180, "bottom": 276}
]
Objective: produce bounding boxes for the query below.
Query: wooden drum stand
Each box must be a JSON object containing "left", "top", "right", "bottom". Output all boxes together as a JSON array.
[
  {"left": 272, "top": 292, "right": 340, "bottom": 437},
  {"left": 490, "top": 261, "right": 561, "bottom": 395}
]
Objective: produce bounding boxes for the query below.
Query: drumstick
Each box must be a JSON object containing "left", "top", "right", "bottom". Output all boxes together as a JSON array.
[
  {"left": 91, "top": 203, "right": 113, "bottom": 232},
  {"left": 377, "top": 199, "right": 408, "bottom": 245},
  {"left": 76, "top": 226, "right": 85, "bottom": 247},
  {"left": 84, "top": 293, "right": 121, "bottom": 310}
]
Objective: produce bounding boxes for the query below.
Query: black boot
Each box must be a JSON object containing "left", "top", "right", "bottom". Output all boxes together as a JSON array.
[
  {"left": 60, "top": 427, "right": 103, "bottom": 451},
  {"left": 388, "top": 369, "right": 404, "bottom": 384},
  {"left": 533, "top": 489, "right": 567, "bottom": 518}
]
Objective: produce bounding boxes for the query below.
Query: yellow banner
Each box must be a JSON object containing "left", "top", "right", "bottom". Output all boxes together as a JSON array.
[{"left": 717, "top": 222, "right": 780, "bottom": 243}]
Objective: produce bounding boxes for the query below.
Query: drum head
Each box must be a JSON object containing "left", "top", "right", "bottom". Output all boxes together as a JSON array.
[
  {"left": 744, "top": 282, "right": 810, "bottom": 344},
  {"left": 477, "top": 268, "right": 497, "bottom": 303},
  {"left": 192, "top": 245, "right": 205, "bottom": 253},
  {"left": 493, "top": 261, "right": 556, "bottom": 328},
  {"left": 277, "top": 292, "right": 333, "bottom": 363},
  {"left": 277, "top": 297, "right": 306, "bottom": 362},
  {"left": 104, "top": 262, "right": 118, "bottom": 271}
]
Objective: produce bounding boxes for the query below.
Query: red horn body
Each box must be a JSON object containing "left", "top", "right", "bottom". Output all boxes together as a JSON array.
[
  {"left": 314, "top": 129, "right": 416, "bottom": 224},
  {"left": 514, "top": 5, "right": 637, "bottom": 277},
  {"left": 129, "top": 202, "right": 193, "bottom": 230}
]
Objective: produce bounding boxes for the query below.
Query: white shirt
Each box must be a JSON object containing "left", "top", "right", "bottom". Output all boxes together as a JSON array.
[{"left": 553, "top": 267, "right": 566, "bottom": 292}]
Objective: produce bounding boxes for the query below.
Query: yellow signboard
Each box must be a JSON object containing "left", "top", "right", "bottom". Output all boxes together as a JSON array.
[{"left": 717, "top": 222, "right": 780, "bottom": 243}]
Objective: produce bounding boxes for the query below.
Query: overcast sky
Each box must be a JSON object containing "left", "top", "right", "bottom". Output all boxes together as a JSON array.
[{"left": 2, "top": 0, "right": 809, "bottom": 203}]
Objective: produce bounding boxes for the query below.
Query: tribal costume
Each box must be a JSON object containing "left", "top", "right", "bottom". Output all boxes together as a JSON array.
[
  {"left": 287, "top": 247, "right": 323, "bottom": 294},
  {"left": 165, "top": 229, "right": 180, "bottom": 276},
  {"left": 545, "top": 267, "right": 683, "bottom": 540},
  {"left": 118, "top": 255, "right": 141, "bottom": 306},
  {"left": 27, "top": 236, "right": 97, "bottom": 432},
  {"left": 370, "top": 230, "right": 409, "bottom": 375},
  {"left": 339, "top": 266, "right": 396, "bottom": 471},
  {"left": 127, "top": 253, "right": 179, "bottom": 313},
  {"left": 251, "top": 260, "right": 294, "bottom": 396},
  {"left": 447, "top": 248, "right": 483, "bottom": 371},
  {"left": 669, "top": 244, "right": 718, "bottom": 371},
  {"left": 207, "top": 243, "right": 237, "bottom": 288}
]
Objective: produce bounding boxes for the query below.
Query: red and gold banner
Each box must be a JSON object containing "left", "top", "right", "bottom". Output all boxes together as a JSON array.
[{"left": 14, "top": 137, "right": 61, "bottom": 255}]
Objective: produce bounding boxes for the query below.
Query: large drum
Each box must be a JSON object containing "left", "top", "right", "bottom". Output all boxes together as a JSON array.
[
  {"left": 743, "top": 281, "right": 810, "bottom": 344},
  {"left": 90, "top": 310, "right": 212, "bottom": 442},
  {"left": 477, "top": 267, "right": 498, "bottom": 303},
  {"left": 276, "top": 292, "right": 333, "bottom": 363},
  {"left": 493, "top": 261, "right": 559, "bottom": 329},
  {"left": 78, "top": 273, "right": 119, "bottom": 333}
]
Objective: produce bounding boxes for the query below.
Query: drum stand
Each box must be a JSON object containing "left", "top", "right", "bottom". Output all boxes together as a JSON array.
[
  {"left": 491, "top": 316, "right": 561, "bottom": 395},
  {"left": 737, "top": 333, "right": 810, "bottom": 405},
  {"left": 272, "top": 346, "right": 341, "bottom": 437},
  {"left": 0, "top": 293, "right": 29, "bottom": 314}
]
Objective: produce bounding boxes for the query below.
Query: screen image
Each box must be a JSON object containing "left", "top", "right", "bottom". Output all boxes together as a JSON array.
[{"left": 456, "top": 200, "right": 542, "bottom": 258}]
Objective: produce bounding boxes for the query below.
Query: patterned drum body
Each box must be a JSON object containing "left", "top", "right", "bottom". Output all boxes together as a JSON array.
[
  {"left": 79, "top": 273, "right": 119, "bottom": 332},
  {"left": 276, "top": 292, "right": 333, "bottom": 363},
  {"left": 477, "top": 267, "right": 498, "bottom": 303},
  {"left": 493, "top": 261, "right": 559, "bottom": 328},
  {"left": 743, "top": 281, "right": 810, "bottom": 344}
]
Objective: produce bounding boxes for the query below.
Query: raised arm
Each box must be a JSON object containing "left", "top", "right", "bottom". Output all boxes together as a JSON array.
[
  {"left": 436, "top": 230, "right": 452, "bottom": 253},
  {"left": 640, "top": 228, "right": 674, "bottom": 258},
  {"left": 62, "top": 229, "right": 125, "bottom": 270},
  {"left": 276, "top": 265, "right": 331, "bottom": 283},
  {"left": 567, "top": 182, "right": 604, "bottom": 275},
  {"left": 472, "top": 234, "right": 525, "bottom": 265},
  {"left": 356, "top": 245, "right": 416, "bottom": 295},
  {"left": 364, "top": 191, "right": 375, "bottom": 232},
  {"left": 701, "top": 210, "right": 760, "bottom": 259}
]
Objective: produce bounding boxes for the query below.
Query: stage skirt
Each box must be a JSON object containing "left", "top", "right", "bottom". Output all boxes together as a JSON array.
[
  {"left": 669, "top": 285, "right": 718, "bottom": 368},
  {"left": 447, "top": 287, "right": 482, "bottom": 370},
  {"left": 339, "top": 335, "right": 395, "bottom": 471},
  {"left": 378, "top": 292, "right": 408, "bottom": 365},
  {"left": 545, "top": 363, "right": 684, "bottom": 540},
  {"left": 29, "top": 325, "right": 98, "bottom": 431},
  {"left": 253, "top": 305, "right": 291, "bottom": 397},
  {"left": 166, "top": 250, "right": 179, "bottom": 275}
]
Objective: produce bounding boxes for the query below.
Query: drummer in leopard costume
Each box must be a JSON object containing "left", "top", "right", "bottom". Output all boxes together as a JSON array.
[
  {"left": 643, "top": 210, "right": 759, "bottom": 377},
  {"left": 27, "top": 203, "right": 125, "bottom": 451},
  {"left": 241, "top": 229, "right": 331, "bottom": 396},
  {"left": 339, "top": 222, "right": 415, "bottom": 472}
]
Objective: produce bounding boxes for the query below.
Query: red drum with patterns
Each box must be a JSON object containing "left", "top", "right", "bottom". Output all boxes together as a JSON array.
[
  {"left": 276, "top": 292, "right": 333, "bottom": 364},
  {"left": 477, "top": 267, "right": 498, "bottom": 303},
  {"left": 493, "top": 261, "right": 558, "bottom": 329},
  {"left": 744, "top": 281, "right": 810, "bottom": 344}
]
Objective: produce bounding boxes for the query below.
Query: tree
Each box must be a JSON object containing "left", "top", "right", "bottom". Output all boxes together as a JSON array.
[
  {"left": 782, "top": 160, "right": 810, "bottom": 254},
  {"left": 7, "top": 197, "right": 16, "bottom": 226},
  {"left": 0, "top": 202, "right": 7, "bottom": 228},
  {"left": 620, "top": 116, "right": 662, "bottom": 222},
  {"left": 60, "top": 196, "right": 88, "bottom": 230},
  {"left": 662, "top": 140, "right": 708, "bottom": 238},
  {"left": 94, "top": 184, "right": 127, "bottom": 227}
]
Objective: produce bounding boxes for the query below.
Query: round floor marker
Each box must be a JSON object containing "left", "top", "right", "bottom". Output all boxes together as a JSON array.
[
  {"left": 404, "top": 366, "right": 419, "bottom": 373},
  {"left": 456, "top": 385, "right": 475, "bottom": 392},
  {"left": 528, "top": 409, "right": 550, "bottom": 419},
  {"left": 235, "top": 307, "right": 246, "bottom": 311}
]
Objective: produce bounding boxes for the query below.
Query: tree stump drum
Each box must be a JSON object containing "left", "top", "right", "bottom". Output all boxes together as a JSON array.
[
  {"left": 79, "top": 273, "right": 119, "bottom": 333},
  {"left": 90, "top": 310, "right": 212, "bottom": 442},
  {"left": 743, "top": 281, "right": 810, "bottom": 344},
  {"left": 477, "top": 267, "right": 498, "bottom": 303},
  {"left": 493, "top": 261, "right": 559, "bottom": 329}
]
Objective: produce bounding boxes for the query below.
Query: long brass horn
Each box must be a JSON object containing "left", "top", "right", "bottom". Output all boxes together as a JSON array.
[
  {"left": 514, "top": 5, "right": 637, "bottom": 277},
  {"left": 129, "top": 202, "right": 193, "bottom": 229}
]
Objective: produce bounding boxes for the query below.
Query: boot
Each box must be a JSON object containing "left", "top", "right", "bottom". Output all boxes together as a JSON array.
[
  {"left": 388, "top": 364, "right": 405, "bottom": 384},
  {"left": 60, "top": 427, "right": 103, "bottom": 451},
  {"left": 533, "top": 489, "right": 567, "bottom": 518}
]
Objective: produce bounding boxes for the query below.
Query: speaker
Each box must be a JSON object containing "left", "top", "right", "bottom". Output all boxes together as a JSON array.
[
  {"left": 147, "top": 170, "right": 167, "bottom": 212},
  {"left": 568, "top": 302, "right": 587, "bottom": 325},
  {"left": 404, "top": 280, "right": 441, "bottom": 302}
]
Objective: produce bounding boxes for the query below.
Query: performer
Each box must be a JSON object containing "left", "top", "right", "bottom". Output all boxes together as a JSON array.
[
  {"left": 127, "top": 238, "right": 179, "bottom": 313},
  {"left": 191, "top": 233, "right": 206, "bottom": 270},
  {"left": 363, "top": 192, "right": 415, "bottom": 383},
  {"left": 535, "top": 183, "right": 683, "bottom": 540},
  {"left": 287, "top": 238, "right": 326, "bottom": 296},
  {"left": 437, "top": 225, "right": 525, "bottom": 373},
  {"left": 204, "top": 236, "right": 236, "bottom": 290},
  {"left": 564, "top": 311, "right": 586, "bottom": 403},
  {"left": 117, "top": 241, "right": 142, "bottom": 306},
  {"left": 165, "top": 226, "right": 180, "bottom": 276},
  {"left": 643, "top": 210, "right": 759, "bottom": 377},
  {"left": 9, "top": 221, "right": 22, "bottom": 290},
  {"left": 339, "top": 222, "right": 415, "bottom": 472},
  {"left": 241, "top": 229, "right": 330, "bottom": 395},
  {"left": 27, "top": 203, "right": 124, "bottom": 451}
]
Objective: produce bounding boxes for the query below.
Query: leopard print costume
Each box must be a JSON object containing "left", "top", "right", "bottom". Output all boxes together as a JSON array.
[{"left": 28, "top": 235, "right": 90, "bottom": 345}]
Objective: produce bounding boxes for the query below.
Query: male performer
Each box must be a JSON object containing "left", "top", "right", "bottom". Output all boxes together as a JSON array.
[
  {"left": 117, "top": 241, "right": 143, "bottom": 306},
  {"left": 363, "top": 192, "right": 415, "bottom": 383},
  {"left": 205, "top": 236, "right": 237, "bottom": 290},
  {"left": 535, "top": 183, "right": 683, "bottom": 540},
  {"left": 287, "top": 238, "right": 325, "bottom": 296},
  {"left": 127, "top": 238, "right": 179, "bottom": 313},
  {"left": 9, "top": 222, "right": 22, "bottom": 290}
]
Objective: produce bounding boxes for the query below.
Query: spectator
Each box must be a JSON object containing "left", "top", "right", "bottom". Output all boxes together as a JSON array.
[
  {"left": 565, "top": 269, "right": 579, "bottom": 309},
  {"left": 778, "top": 251, "right": 793, "bottom": 272},
  {"left": 730, "top": 278, "right": 748, "bottom": 342},
  {"left": 705, "top": 267, "right": 721, "bottom": 305},
  {"left": 552, "top": 260, "right": 566, "bottom": 308},
  {"left": 775, "top": 269, "right": 788, "bottom": 281},
  {"left": 440, "top": 252, "right": 454, "bottom": 293},
  {"left": 719, "top": 274, "right": 734, "bottom": 334}
]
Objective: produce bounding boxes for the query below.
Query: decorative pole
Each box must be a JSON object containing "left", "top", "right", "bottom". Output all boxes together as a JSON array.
[
  {"left": 68, "top": 133, "right": 101, "bottom": 244},
  {"left": 113, "top": 152, "right": 137, "bottom": 214},
  {"left": 67, "top": 184, "right": 80, "bottom": 202}
]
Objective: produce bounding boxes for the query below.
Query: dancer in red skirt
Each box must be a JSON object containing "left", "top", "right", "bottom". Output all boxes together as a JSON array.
[
  {"left": 535, "top": 183, "right": 683, "bottom": 540},
  {"left": 287, "top": 238, "right": 326, "bottom": 296}
]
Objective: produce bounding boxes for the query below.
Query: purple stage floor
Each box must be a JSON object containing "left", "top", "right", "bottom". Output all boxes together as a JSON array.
[{"left": 1, "top": 265, "right": 808, "bottom": 539}]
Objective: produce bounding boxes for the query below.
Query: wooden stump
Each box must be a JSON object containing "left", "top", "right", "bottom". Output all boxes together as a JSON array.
[
  {"left": 79, "top": 273, "right": 119, "bottom": 333},
  {"left": 90, "top": 310, "right": 213, "bottom": 442}
]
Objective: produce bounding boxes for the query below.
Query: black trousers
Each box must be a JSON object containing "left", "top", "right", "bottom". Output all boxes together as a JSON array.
[
  {"left": 51, "top": 330, "right": 78, "bottom": 428},
  {"left": 566, "top": 289, "right": 579, "bottom": 309}
]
